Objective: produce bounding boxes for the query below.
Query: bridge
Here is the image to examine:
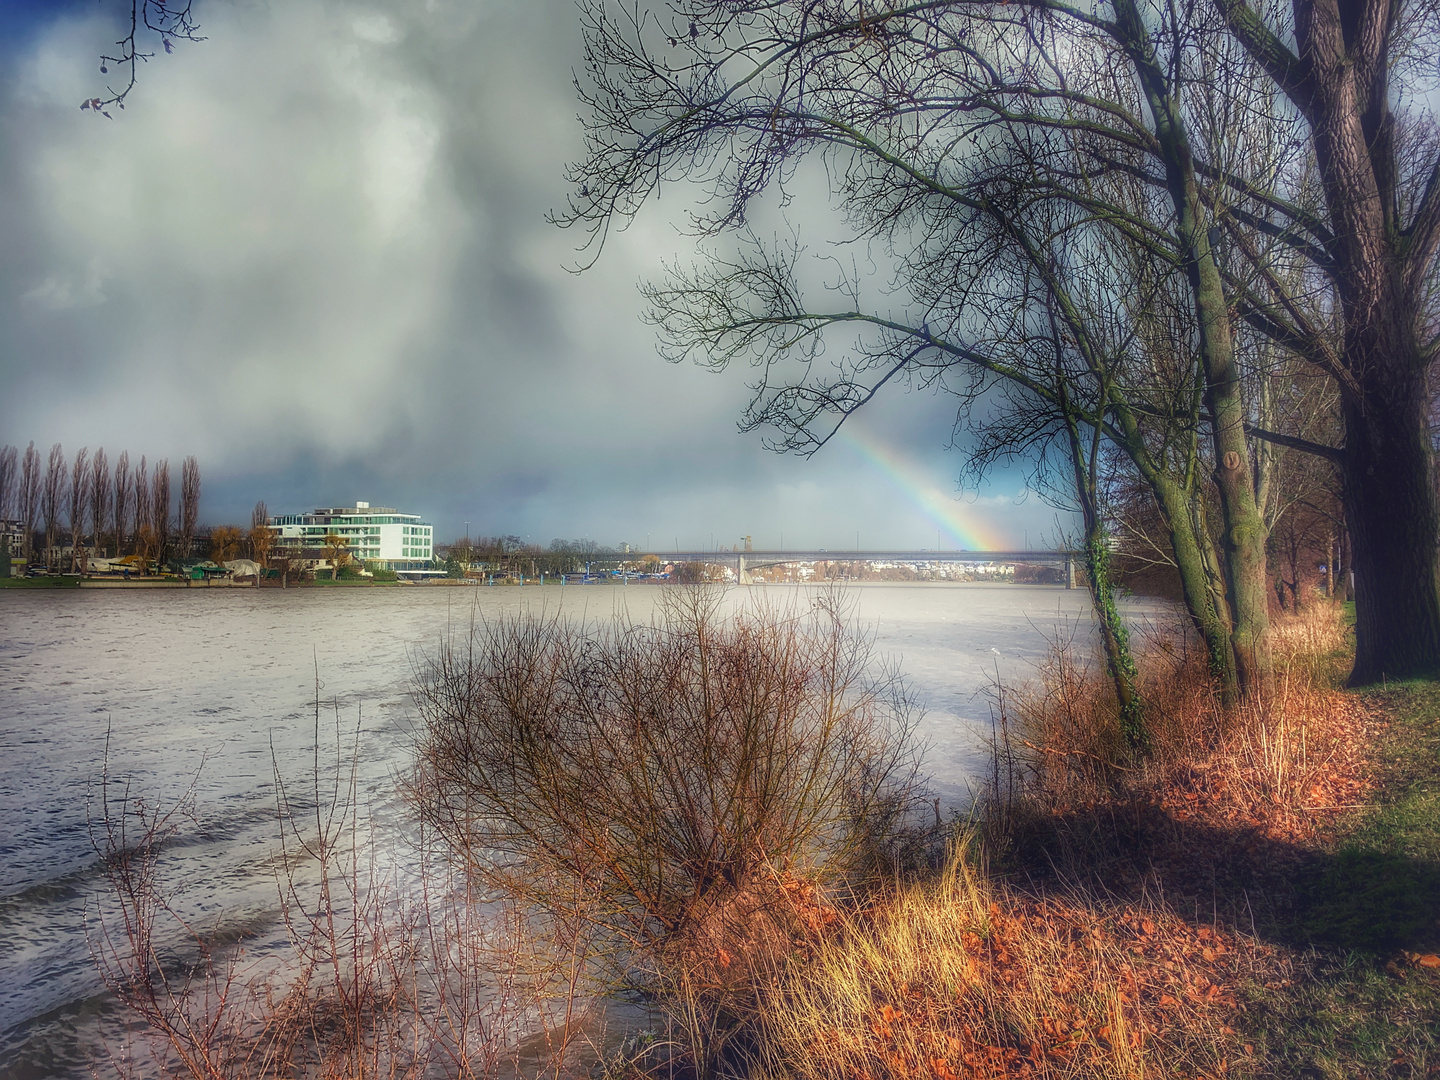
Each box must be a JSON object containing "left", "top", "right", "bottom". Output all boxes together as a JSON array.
[{"left": 657, "top": 549, "right": 1080, "bottom": 587}]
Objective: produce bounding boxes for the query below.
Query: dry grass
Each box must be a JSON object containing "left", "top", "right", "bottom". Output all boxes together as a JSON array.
[
  {"left": 1267, "top": 604, "right": 1352, "bottom": 688},
  {"left": 749, "top": 846, "right": 1256, "bottom": 1080},
  {"left": 730, "top": 604, "right": 1376, "bottom": 1080},
  {"left": 985, "top": 604, "right": 1371, "bottom": 853}
]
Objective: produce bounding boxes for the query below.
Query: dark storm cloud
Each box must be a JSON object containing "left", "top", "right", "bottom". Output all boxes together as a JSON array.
[{"left": 0, "top": 0, "right": 1059, "bottom": 548}]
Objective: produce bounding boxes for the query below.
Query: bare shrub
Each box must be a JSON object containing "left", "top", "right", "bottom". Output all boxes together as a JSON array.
[
  {"left": 985, "top": 617, "right": 1221, "bottom": 828},
  {"left": 88, "top": 716, "right": 546, "bottom": 1080},
  {"left": 408, "top": 588, "right": 927, "bottom": 1073}
]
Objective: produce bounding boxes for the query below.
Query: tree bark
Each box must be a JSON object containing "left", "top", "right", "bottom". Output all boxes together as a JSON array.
[
  {"left": 1312, "top": 1, "right": 1440, "bottom": 681},
  {"left": 1109, "top": 393, "right": 1240, "bottom": 701},
  {"left": 1149, "top": 469, "right": 1240, "bottom": 701},
  {"left": 1343, "top": 361, "right": 1440, "bottom": 681},
  {"left": 1115, "top": 0, "right": 1273, "bottom": 694},
  {"left": 1216, "top": 0, "right": 1440, "bottom": 680},
  {"left": 1059, "top": 376, "right": 1147, "bottom": 751}
]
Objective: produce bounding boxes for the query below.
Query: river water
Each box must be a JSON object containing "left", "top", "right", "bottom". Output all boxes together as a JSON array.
[{"left": 0, "top": 581, "right": 1130, "bottom": 1079}]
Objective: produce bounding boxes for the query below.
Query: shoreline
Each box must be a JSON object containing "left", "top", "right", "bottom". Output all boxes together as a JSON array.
[{"left": 0, "top": 576, "right": 1084, "bottom": 592}]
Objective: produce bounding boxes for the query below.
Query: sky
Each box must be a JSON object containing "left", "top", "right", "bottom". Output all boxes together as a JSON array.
[{"left": 0, "top": 0, "right": 1070, "bottom": 551}]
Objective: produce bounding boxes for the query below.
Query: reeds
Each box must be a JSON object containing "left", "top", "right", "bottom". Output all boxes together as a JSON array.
[{"left": 87, "top": 715, "right": 578, "bottom": 1080}]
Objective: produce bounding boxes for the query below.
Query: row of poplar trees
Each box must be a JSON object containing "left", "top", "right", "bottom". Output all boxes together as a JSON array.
[
  {"left": 561, "top": 0, "right": 1440, "bottom": 726},
  {"left": 0, "top": 442, "right": 200, "bottom": 572}
]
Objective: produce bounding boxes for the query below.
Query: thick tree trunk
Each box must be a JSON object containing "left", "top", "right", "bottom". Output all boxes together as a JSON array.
[
  {"left": 1280, "top": 0, "right": 1440, "bottom": 679},
  {"left": 1342, "top": 361, "right": 1440, "bottom": 682}
]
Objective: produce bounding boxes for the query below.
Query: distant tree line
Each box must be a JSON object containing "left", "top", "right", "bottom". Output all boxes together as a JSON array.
[
  {"left": 436, "top": 535, "right": 632, "bottom": 578},
  {"left": 0, "top": 442, "right": 200, "bottom": 573},
  {"left": 206, "top": 502, "right": 276, "bottom": 568}
]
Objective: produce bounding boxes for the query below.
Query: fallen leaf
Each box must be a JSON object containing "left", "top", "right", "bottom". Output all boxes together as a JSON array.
[{"left": 1415, "top": 954, "right": 1440, "bottom": 969}]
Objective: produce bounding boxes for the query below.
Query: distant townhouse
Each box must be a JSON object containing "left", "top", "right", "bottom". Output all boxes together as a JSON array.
[
  {"left": 269, "top": 501, "right": 434, "bottom": 570},
  {"left": 1, "top": 519, "right": 22, "bottom": 554}
]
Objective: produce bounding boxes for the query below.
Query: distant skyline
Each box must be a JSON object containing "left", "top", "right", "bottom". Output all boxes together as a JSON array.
[{"left": 0, "top": 0, "right": 1072, "bottom": 550}]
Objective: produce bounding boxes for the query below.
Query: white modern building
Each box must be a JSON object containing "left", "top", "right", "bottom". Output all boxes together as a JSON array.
[{"left": 269, "top": 501, "right": 434, "bottom": 569}]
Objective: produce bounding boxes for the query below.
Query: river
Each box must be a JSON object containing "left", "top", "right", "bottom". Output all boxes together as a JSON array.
[{"left": 0, "top": 581, "right": 1132, "bottom": 1079}]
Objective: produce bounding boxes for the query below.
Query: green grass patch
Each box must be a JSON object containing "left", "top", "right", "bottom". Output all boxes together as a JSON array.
[
  {"left": 1245, "top": 951, "right": 1440, "bottom": 1079},
  {"left": 0, "top": 575, "right": 82, "bottom": 588},
  {"left": 1244, "top": 678, "right": 1440, "bottom": 1078},
  {"left": 1354, "top": 680, "right": 1440, "bottom": 870},
  {"left": 1300, "top": 847, "right": 1438, "bottom": 951}
]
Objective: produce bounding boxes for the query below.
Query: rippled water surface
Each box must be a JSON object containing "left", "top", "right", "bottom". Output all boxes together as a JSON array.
[{"left": 0, "top": 581, "right": 1124, "bottom": 1079}]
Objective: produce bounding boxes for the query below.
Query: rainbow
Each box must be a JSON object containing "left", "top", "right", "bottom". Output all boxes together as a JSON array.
[{"left": 834, "top": 424, "right": 1012, "bottom": 550}]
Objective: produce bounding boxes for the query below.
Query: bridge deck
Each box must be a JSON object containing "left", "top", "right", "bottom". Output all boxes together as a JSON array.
[{"left": 661, "top": 549, "right": 1073, "bottom": 564}]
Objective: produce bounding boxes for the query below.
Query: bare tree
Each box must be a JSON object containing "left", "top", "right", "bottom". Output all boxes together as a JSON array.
[
  {"left": 112, "top": 450, "right": 131, "bottom": 558},
  {"left": 151, "top": 458, "right": 171, "bottom": 569},
  {"left": 250, "top": 500, "right": 272, "bottom": 569},
  {"left": 90, "top": 448, "right": 110, "bottom": 560},
  {"left": 1212, "top": 0, "right": 1440, "bottom": 683},
  {"left": 133, "top": 455, "right": 149, "bottom": 558},
  {"left": 563, "top": 0, "right": 1280, "bottom": 694},
  {"left": 179, "top": 456, "right": 199, "bottom": 563},
  {"left": 0, "top": 445, "right": 16, "bottom": 569},
  {"left": 134, "top": 520, "right": 156, "bottom": 575},
  {"left": 20, "top": 443, "right": 40, "bottom": 563},
  {"left": 41, "top": 444, "right": 66, "bottom": 571},
  {"left": 567, "top": 0, "right": 1440, "bottom": 686},
  {"left": 323, "top": 531, "right": 349, "bottom": 580},
  {"left": 80, "top": 1, "right": 203, "bottom": 117},
  {"left": 69, "top": 447, "right": 89, "bottom": 573}
]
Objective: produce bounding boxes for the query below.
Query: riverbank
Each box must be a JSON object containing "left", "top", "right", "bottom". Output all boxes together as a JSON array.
[
  {"left": 741, "top": 607, "right": 1440, "bottom": 1080},
  {"left": 61, "top": 597, "right": 1437, "bottom": 1080},
  {"left": 0, "top": 575, "right": 1086, "bottom": 591},
  {"left": 0, "top": 575, "right": 411, "bottom": 589},
  {"left": 5, "top": 582, "right": 1102, "bottom": 1080}
]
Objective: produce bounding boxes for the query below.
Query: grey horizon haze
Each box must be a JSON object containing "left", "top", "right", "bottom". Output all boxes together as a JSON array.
[{"left": 0, "top": 0, "right": 1062, "bottom": 551}]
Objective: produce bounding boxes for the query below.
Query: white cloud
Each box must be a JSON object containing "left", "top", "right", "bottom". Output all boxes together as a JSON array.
[
  {"left": 22, "top": 257, "right": 108, "bottom": 309},
  {"left": 352, "top": 13, "right": 401, "bottom": 45}
]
